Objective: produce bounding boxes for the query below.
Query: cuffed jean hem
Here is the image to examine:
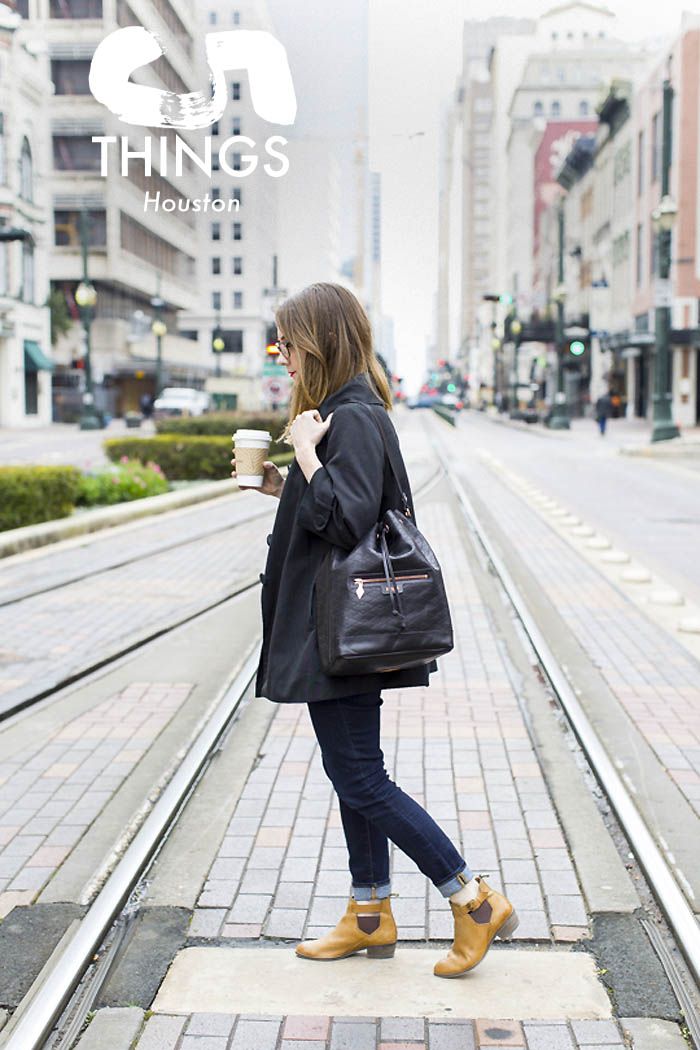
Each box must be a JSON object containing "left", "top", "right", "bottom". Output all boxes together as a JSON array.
[
  {"left": 352, "top": 881, "right": 392, "bottom": 901},
  {"left": 436, "top": 864, "right": 475, "bottom": 898}
]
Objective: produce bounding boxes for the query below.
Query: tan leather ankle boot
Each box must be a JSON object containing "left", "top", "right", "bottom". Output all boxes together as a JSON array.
[
  {"left": 295, "top": 895, "right": 397, "bottom": 961},
  {"left": 434, "top": 875, "right": 519, "bottom": 978}
]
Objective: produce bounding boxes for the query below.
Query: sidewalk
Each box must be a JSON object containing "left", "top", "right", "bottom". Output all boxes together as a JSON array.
[
  {"left": 103, "top": 491, "right": 674, "bottom": 1050},
  {"left": 484, "top": 409, "right": 700, "bottom": 454},
  {"left": 183, "top": 496, "right": 587, "bottom": 948}
]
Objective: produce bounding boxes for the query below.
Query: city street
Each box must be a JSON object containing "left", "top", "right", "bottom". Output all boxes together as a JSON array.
[
  {"left": 0, "top": 418, "right": 158, "bottom": 472},
  {"left": 0, "top": 406, "right": 696, "bottom": 1050}
]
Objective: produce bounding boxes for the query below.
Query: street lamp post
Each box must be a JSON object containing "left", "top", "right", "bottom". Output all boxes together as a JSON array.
[
  {"left": 509, "top": 318, "right": 522, "bottom": 415},
  {"left": 150, "top": 285, "right": 166, "bottom": 400},
  {"left": 651, "top": 78, "right": 681, "bottom": 443},
  {"left": 548, "top": 202, "right": 571, "bottom": 430},
  {"left": 76, "top": 210, "right": 102, "bottom": 431},
  {"left": 212, "top": 312, "right": 225, "bottom": 377}
]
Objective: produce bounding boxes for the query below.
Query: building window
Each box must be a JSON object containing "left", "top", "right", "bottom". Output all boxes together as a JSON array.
[
  {"left": 16, "top": 0, "right": 29, "bottom": 15},
  {"left": 21, "top": 239, "right": 34, "bottom": 303},
  {"left": 233, "top": 256, "right": 243, "bottom": 275},
  {"left": 212, "top": 122, "right": 220, "bottom": 136},
  {"left": 212, "top": 186, "right": 220, "bottom": 200},
  {"left": 231, "top": 81, "right": 241, "bottom": 100},
  {"left": 212, "top": 154, "right": 220, "bottom": 171},
  {"left": 209, "top": 10, "right": 217, "bottom": 23},
  {"left": 651, "top": 112, "right": 660, "bottom": 182},
  {"left": 533, "top": 100, "right": 544, "bottom": 117},
  {"left": 555, "top": 67, "right": 565, "bottom": 82},
  {"left": 120, "top": 212, "right": 194, "bottom": 278},
  {"left": 212, "top": 291, "right": 221, "bottom": 311},
  {"left": 231, "top": 152, "right": 242, "bottom": 171},
  {"left": 637, "top": 130, "right": 645, "bottom": 195},
  {"left": 579, "top": 99, "right": 589, "bottom": 116},
  {"left": 232, "top": 186, "right": 242, "bottom": 205},
  {"left": 221, "top": 329, "right": 243, "bottom": 352},
  {"left": 19, "top": 138, "right": 33, "bottom": 201},
  {"left": 51, "top": 59, "right": 92, "bottom": 94},
  {"left": 212, "top": 257, "right": 221, "bottom": 275},
  {"left": 0, "top": 115, "right": 5, "bottom": 186},
  {"left": 232, "top": 117, "right": 241, "bottom": 136},
  {"left": 52, "top": 135, "right": 101, "bottom": 171},
  {"left": 636, "top": 222, "right": 644, "bottom": 286},
  {"left": 54, "top": 209, "right": 106, "bottom": 247},
  {"left": 233, "top": 290, "right": 243, "bottom": 309},
  {"left": 0, "top": 242, "right": 8, "bottom": 295},
  {"left": 233, "top": 222, "right": 242, "bottom": 240},
  {"left": 550, "top": 100, "right": 561, "bottom": 117},
  {"left": 211, "top": 222, "right": 221, "bottom": 241},
  {"left": 49, "top": 0, "right": 103, "bottom": 16},
  {"left": 232, "top": 10, "right": 240, "bottom": 24}
]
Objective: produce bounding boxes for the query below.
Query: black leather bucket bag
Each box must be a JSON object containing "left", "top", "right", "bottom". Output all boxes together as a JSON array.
[{"left": 314, "top": 406, "right": 454, "bottom": 676}]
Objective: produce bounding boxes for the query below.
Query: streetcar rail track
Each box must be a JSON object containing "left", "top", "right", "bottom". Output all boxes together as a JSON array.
[
  {"left": 0, "top": 465, "right": 438, "bottom": 723},
  {"left": 0, "top": 502, "right": 274, "bottom": 608},
  {"left": 426, "top": 414, "right": 700, "bottom": 1011}
]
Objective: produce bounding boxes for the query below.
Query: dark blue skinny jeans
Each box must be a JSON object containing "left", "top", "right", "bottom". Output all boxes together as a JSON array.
[{"left": 307, "top": 690, "right": 473, "bottom": 901}]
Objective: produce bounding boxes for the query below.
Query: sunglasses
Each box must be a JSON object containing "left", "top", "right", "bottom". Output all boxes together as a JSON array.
[{"left": 275, "top": 338, "right": 293, "bottom": 360}]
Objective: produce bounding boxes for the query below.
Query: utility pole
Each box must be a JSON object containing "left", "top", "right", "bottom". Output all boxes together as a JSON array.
[
  {"left": 651, "top": 78, "right": 680, "bottom": 442},
  {"left": 548, "top": 201, "right": 570, "bottom": 429}
]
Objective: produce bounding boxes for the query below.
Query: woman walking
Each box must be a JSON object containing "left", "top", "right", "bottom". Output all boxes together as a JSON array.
[{"left": 232, "top": 282, "right": 518, "bottom": 977}]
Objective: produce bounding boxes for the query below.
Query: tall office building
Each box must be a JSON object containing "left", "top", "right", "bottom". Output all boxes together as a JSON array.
[
  {"left": 18, "top": 0, "right": 206, "bottom": 419},
  {"left": 0, "top": 0, "right": 53, "bottom": 426}
]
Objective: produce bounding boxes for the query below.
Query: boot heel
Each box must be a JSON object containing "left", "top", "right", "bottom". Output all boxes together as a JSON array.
[
  {"left": 367, "top": 942, "right": 397, "bottom": 958},
  {"left": 497, "top": 909, "right": 520, "bottom": 940}
]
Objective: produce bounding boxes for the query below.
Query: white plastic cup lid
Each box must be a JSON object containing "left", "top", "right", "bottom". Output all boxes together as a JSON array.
[{"left": 233, "top": 429, "right": 272, "bottom": 442}]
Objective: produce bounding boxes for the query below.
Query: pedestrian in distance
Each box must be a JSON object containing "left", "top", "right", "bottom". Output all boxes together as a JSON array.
[
  {"left": 595, "top": 390, "right": 612, "bottom": 436},
  {"left": 231, "top": 281, "right": 519, "bottom": 977}
]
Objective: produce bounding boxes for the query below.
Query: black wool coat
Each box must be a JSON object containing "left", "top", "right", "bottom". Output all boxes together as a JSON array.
[{"left": 254, "top": 372, "right": 439, "bottom": 703}]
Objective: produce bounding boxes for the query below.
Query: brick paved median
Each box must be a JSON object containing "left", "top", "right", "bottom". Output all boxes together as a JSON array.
[
  {"left": 188, "top": 499, "right": 588, "bottom": 945},
  {"left": 0, "top": 682, "right": 192, "bottom": 914}
]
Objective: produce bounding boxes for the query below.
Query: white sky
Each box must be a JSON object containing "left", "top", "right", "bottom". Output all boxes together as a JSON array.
[{"left": 369, "top": 1, "right": 700, "bottom": 393}]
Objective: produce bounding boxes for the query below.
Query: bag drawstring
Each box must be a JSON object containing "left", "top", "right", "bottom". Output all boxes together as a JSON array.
[{"left": 379, "top": 526, "right": 406, "bottom": 629}]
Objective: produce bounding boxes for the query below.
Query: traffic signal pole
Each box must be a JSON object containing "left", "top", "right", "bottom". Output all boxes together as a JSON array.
[{"left": 548, "top": 202, "right": 571, "bottom": 430}]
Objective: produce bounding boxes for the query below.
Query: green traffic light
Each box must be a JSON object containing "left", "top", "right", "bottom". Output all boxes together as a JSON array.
[
  {"left": 569, "top": 340, "right": 585, "bottom": 356},
  {"left": 447, "top": 383, "right": 456, "bottom": 392},
  {"left": 499, "top": 293, "right": 513, "bottom": 305}
]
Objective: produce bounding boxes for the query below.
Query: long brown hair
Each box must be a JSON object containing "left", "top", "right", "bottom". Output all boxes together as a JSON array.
[{"left": 275, "top": 282, "right": 393, "bottom": 446}]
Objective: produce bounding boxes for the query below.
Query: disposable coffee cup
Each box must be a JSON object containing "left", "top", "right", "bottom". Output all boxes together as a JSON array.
[{"left": 233, "top": 429, "right": 272, "bottom": 486}]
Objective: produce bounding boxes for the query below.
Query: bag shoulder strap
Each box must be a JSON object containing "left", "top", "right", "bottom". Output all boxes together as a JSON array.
[{"left": 353, "top": 402, "right": 412, "bottom": 519}]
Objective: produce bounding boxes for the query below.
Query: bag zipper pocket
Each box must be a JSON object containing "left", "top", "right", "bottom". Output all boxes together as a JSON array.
[{"left": 353, "top": 573, "right": 429, "bottom": 598}]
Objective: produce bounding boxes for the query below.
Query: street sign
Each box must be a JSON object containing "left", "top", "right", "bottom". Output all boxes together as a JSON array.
[
  {"left": 654, "top": 279, "right": 672, "bottom": 308},
  {"left": 262, "top": 375, "right": 289, "bottom": 403}
]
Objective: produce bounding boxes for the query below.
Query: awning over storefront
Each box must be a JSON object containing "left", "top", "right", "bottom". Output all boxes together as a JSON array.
[{"left": 24, "top": 340, "right": 55, "bottom": 372}]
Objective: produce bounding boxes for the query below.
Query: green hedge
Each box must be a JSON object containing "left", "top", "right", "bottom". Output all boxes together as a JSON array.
[
  {"left": 0, "top": 465, "right": 83, "bottom": 531},
  {"left": 104, "top": 435, "right": 295, "bottom": 480},
  {"left": 155, "top": 411, "right": 288, "bottom": 439}
]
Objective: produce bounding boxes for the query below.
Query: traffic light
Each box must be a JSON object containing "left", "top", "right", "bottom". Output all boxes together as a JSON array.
[
  {"left": 212, "top": 325, "right": 225, "bottom": 353},
  {"left": 563, "top": 332, "right": 590, "bottom": 369},
  {"left": 482, "top": 293, "right": 514, "bottom": 304},
  {"left": 265, "top": 323, "right": 277, "bottom": 355}
]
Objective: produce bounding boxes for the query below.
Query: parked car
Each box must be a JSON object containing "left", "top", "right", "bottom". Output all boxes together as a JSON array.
[
  {"left": 152, "top": 387, "right": 211, "bottom": 419},
  {"left": 406, "top": 393, "right": 442, "bottom": 409}
]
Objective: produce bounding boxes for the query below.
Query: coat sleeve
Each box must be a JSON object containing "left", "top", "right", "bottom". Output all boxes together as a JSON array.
[{"left": 296, "top": 404, "right": 384, "bottom": 550}]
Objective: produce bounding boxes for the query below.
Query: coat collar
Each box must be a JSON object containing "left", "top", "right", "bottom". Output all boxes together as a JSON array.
[{"left": 318, "top": 372, "right": 385, "bottom": 417}]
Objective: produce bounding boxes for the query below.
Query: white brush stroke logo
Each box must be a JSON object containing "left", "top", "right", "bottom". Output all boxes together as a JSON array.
[{"left": 89, "top": 27, "right": 297, "bottom": 129}]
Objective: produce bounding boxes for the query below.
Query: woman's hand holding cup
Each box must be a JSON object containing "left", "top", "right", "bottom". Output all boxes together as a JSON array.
[{"left": 231, "top": 455, "right": 285, "bottom": 498}]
